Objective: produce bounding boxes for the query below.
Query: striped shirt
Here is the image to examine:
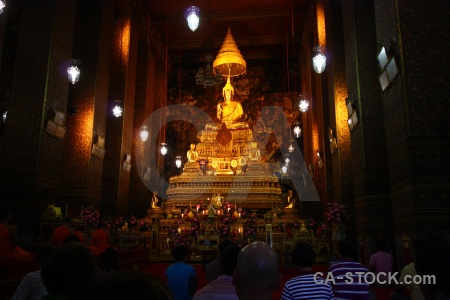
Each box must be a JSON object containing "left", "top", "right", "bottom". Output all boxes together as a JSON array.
[
  {"left": 328, "top": 260, "right": 370, "bottom": 300},
  {"left": 281, "top": 273, "right": 334, "bottom": 300}
]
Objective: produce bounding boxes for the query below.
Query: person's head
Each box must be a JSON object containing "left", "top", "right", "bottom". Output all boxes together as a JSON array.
[
  {"left": 36, "top": 243, "right": 56, "bottom": 266},
  {"left": 233, "top": 241, "right": 281, "bottom": 300},
  {"left": 220, "top": 244, "right": 240, "bottom": 276},
  {"left": 0, "top": 210, "right": 11, "bottom": 222},
  {"left": 63, "top": 216, "right": 74, "bottom": 226},
  {"left": 172, "top": 245, "right": 188, "bottom": 262},
  {"left": 67, "top": 271, "right": 173, "bottom": 300},
  {"left": 153, "top": 191, "right": 157, "bottom": 196},
  {"left": 337, "top": 240, "right": 358, "bottom": 261},
  {"left": 41, "top": 242, "right": 97, "bottom": 297},
  {"left": 415, "top": 239, "right": 450, "bottom": 300},
  {"left": 98, "top": 247, "right": 120, "bottom": 271},
  {"left": 412, "top": 238, "right": 427, "bottom": 261},
  {"left": 292, "top": 242, "right": 315, "bottom": 268},
  {"left": 63, "top": 234, "right": 81, "bottom": 245},
  {"left": 218, "top": 239, "right": 233, "bottom": 255},
  {"left": 374, "top": 238, "right": 387, "bottom": 251}
]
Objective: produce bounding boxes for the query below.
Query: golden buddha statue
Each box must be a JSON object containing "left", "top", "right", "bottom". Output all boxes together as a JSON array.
[
  {"left": 248, "top": 142, "right": 261, "bottom": 161},
  {"left": 151, "top": 191, "right": 160, "bottom": 210},
  {"left": 187, "top": 143, "right": 199, "bottom": 163},
  {"left": 216, "top": 75, "right": 247, "bottom": 128},
  {"left": 285, "top": 190, "right": 295, "bottom": 209}
]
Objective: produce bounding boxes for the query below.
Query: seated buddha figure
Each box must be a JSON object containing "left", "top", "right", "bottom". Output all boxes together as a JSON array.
[
  {"left": 187, "top": 143, "right": 199, "bottom": 163},
  {"left": 216, "top": 76, "right": 248, "bottom": 129}
]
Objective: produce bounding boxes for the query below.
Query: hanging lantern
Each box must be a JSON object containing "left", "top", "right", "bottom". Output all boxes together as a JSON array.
[
  {"left": 112, "top": 100, "right": 123, "bottom": 118},
  {"left": 175, "top": 156, "right": 182, "bottom": 168},
  {"left": 139, "top": 126, "right": 149, "bottom": 142},
  {"left": 281, "top": 165, "right": 288, "bottom": 174},
  {"left": 2, "top": 111, "right": 6, "bottom": 124},
  {"left": 0, "top": 1, "right": 6, "bottom": 14},
  {"left": 186, "top": 6, "right": 200, "bottom": 32},
  {"left": 285, "top": 157, "right": 291, "bottom": 165},
  {"left": 312, "top": 46, "right": 326, "bottom": 74},
  {"left": 293, "top": 124, "right": 301, "bottom": 138},
  {"left": 298, "top": 93, "right": 309, "bottom": 112},
  {"left": 67, "top": 59, "right": 81, "bottom": 84},
  {"left": 160, "top": 143, "right": 168, "bottom": 156},
  {"left": 288, "top": 140, "right": 295, "bottom": 153}
]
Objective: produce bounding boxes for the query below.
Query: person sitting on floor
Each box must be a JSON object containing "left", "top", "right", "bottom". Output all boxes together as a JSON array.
[
  {"left": 415, "top": 239, "right": 450, "bottom": 300},
  {"left": 11, "top": 243, "right": 56, "bottom": 300},
  {"left": 233, "top": 241, "right": 281, "bottom": 300},
  {"left": 0, "top": 209, "right": 32, "bottom": 263},
  {"left": 89, "top": 222, "right": 112, "bottom": 257},
  {"left": 165, "top": 244, "right": 199, "bottom": 300},
  {"left": 67, "top": 270, "right": 173, "bottom": 300},
  {"left": 52, "top": 216, "right": 75, "bottom": 247},
  {"left": 281, "top": 242, "right": 334, "bottom": 300},
  {"left": 96, "top": 247, "right": 120, "bottom": 279},
  {"left": 41, "top": 242, "right": 97, "bottom": 300},
  {"left": 205, "top": 239, "right": 233, "bottom": 283},
  {"left": 193, "top": 243, "right": 241, "bottom": 300},
  {"left": 328, "top": 239, "right": 370, "bottom": 299}
]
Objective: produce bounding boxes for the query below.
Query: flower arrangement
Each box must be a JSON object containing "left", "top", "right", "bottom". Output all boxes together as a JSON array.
[
  {"left": 168, "top": 219, "right": 182, "bottom": 235},
  {"left": 325, "top": 202, "right": 351, "bottom": 225},
  {"left": 189, "top": 217, "right": 201, "bottom": 238},
  {"left": 243, "top": 213, "right": 259, "bottom": 240},
  {"left": 218, "top": 217, "right": 231, "bottom": 237},
  {"left": 128, "top": 215, "right": 137, "bottom": 229},
  {"left": 306, "top": 217, "right": 317, "bottom": 231},
  {"left": 138, "top": 220, "right": 151, "bottom": 232},
  {"left": 80, "top": 206, "right": 100, "bottom": 231}
]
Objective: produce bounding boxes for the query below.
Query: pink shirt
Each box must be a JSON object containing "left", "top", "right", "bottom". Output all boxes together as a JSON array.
[{"left": 369, "top": 251, "right": 394, "bottom": 281}]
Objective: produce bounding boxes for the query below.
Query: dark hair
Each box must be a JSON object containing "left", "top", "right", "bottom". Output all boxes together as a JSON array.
[
  {"left": 97, "top": 247, "right": 120, "bottom": 271},
  {"left": 415, "top": 240, "right": 450, "bottom": 298},
  {"left": 67, "top": 271, "right": 173, "bottom": 300},
  {"left": 0, "top": 210, "right": 11, "bottom": 221},
  {"left": 172, "top": 245, "right": 188, "bottom": 261},
  {"left": 374, "top": 239, "right": 387, "bottom": 251},
  {"left": 292, "top": 242, "right": 315, "bottom": 267},
  {"left": 219, "top": 239, "right": 233, "bottom": 254},
  {"left": 41, "top": 243, "right": 97, "bottom": 296},
  {"left": 63, "top": 234, "right": 81, "bottom": 245},
  {"left": 412, "top": 239, "right": 427, "bottom": 258},
  {"left": 64, "top": 216, "right": 74, "bottom": 224},
  {"left": 220, "top": 244, "right": 240, "bottom": 275},
  {"left": 337, "top": 240, "right": 358, "bottom": 261},
  {"left": 37, "top": 243, "right": 56, "bottom": 265}
]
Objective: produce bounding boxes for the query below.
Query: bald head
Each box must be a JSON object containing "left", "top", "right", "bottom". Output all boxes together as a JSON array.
[{"left": 234, "top": 241, "right": 280, "bottom": 300}]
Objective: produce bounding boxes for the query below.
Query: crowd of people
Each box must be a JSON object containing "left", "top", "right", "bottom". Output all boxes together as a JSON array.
[{"left": 1, "top": 207, "right": 449, "bottom": 300}]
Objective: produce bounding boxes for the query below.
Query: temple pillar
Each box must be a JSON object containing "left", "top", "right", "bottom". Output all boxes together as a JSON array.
[
  {"left": 129, "top": 43, "right": 156, "bottom": 216},
  {"left": 0, "top": 1, "right": 77, "bottom": 240},
  {"left": 323, "top": 0, "right": 354, "bottom": 238},
  {"left": 60, "top": 0, "right": 115, "bottom": 213},
  {"left": 100, "top": 6, "right": 138, "bottom": 214},
  {"left": 341, "top": 0, "right": 393, "bottom": 259},
  {"left": 373, "top": 0, "right": 450, "bottom": 264}
]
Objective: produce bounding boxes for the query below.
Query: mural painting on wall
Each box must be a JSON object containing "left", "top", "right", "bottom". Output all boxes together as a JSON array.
[{"left": 165, "top": 62, "right": 301, "bottom": 174}]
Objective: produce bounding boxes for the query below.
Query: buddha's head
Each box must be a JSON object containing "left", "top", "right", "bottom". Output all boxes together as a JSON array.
[
  {"left": 190, "top": 143, "right": 196, "bottom": 150},
  {"left": 222, "top": 75, "right": 234, "bottom": 103}
]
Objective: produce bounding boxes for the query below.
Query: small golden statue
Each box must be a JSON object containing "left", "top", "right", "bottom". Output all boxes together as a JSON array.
[
  {"left": 212, "top": 193, "right": 223, "bottom": 208},
  {"left": 187, "top": 143, "right": 199, "bottom": 163},
  {"left": 248, "top": 142, "right": 261, "bottom": 161},
  {"left": 151, "top": 191, "right": 160, "bottom": 210},
  {"left": 285, "top": 190, "right": 294, "bottom": 209}
]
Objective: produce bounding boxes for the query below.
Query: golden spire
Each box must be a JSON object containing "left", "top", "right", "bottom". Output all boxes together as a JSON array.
[{"left": 213, "top": 27, "right": 246, "bottom": 77}]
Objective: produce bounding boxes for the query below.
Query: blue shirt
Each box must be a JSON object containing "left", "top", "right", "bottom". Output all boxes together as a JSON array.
[{"left": 166, "top": 261, "right": 197, "bottom": 300}]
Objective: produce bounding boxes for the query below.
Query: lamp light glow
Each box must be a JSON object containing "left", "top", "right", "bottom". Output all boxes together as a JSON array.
[
  {"left": 67, "top": 59, "right": 81, "bottom": 84},
  {"left": 186, "top": 6, "right": 200, "bottom": 32},
  {"left": 0, "top": 1, "right": 6, "bottom": 14},
  {"left": 2, "top": 111, "right": 6, "bottom": 124},
  {"left": 139, "top": 126, "right": 149, "bottom": 142},
  {"left": 281, "top": 165, "right": 288, "bottom": 174},
  {"left": 312, "top": 46, "right": 326, "bottom": 74},
  {"left": 293, "top": 125, "right": 301, "bottom": 138},
  {"left": 160, "top": 143, "right": 168, "bottom": 156},
  {"left": 298, "top": 93, "right": 309, "bottom": 112},
  {"left": 112, "top": 100, "right": 123, "bottom": 118},
  {"left": 288, "top": 140, "right": 295, "bottom": 153},
  {"left": 176, "top": 156, "right": 182, "bottom": 168}
]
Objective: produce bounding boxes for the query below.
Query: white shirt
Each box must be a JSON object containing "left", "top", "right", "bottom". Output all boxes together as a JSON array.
[{"left": 11, "top": 270, "right": 48, "bottom": 300}]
